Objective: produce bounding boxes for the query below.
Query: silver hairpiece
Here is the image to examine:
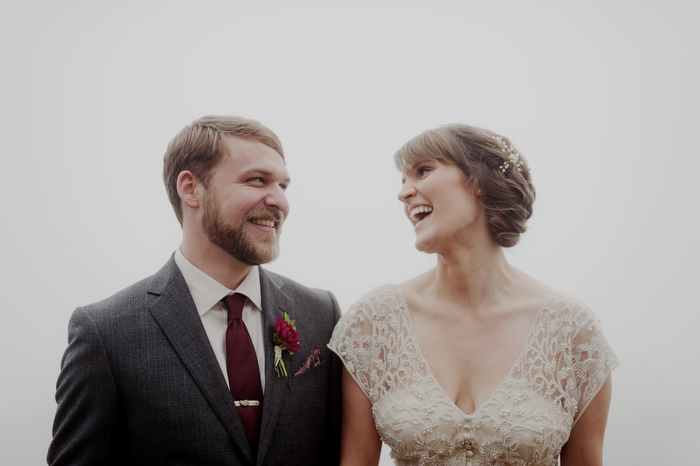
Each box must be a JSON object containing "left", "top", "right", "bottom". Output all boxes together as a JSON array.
[{"left": 492, "top": 136, "right": 523, "bottom": 173}]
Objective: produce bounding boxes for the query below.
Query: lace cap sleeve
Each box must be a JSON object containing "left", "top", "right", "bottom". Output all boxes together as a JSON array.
[
  {"left": 328, "top": 285, "right": 406, "bottom": 402},
  {"left": 569, "top": 302, "right": 620, "bottom": 425}
]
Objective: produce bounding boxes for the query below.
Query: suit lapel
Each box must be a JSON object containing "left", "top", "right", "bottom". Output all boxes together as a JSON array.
[
  {"left": 256, "top": 268, "right": 292, "bottom": 465},
  {"left": 146, "top": 258, "right": 255, "bottom": 464}
]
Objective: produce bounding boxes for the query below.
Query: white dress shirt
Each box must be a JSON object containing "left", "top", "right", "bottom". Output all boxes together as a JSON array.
[{"left": 174, "top": 248, "right": 266, "bottom": 392}]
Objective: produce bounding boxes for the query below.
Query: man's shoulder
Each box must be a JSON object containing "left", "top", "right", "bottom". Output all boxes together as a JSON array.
[
  {"left": 260, "top": 268, "right": 339, "bottom": 317},
  {"left": 261, "top": 268, "right": 328, "bottom": 297},
  {"left": 79, "top": 257, "right": 183, "bottom": 316}
]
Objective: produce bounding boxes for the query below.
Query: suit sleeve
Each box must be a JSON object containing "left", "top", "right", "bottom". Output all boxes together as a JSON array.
[
  {"left": 321, "top": 290, "right": 343, "bottom": 465},
  {"left": 47, "top": 307, "right": 127, "bottom": 465}
]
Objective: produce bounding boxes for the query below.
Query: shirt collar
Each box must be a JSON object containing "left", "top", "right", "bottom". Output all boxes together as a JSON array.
[{"left": 174, "top": 248, "right": 263, "bottom": 317}]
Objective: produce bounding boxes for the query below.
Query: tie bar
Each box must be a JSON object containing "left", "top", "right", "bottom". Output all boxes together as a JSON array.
[{"left": 234, "top": 400, "right": 260, "bottom": 407}]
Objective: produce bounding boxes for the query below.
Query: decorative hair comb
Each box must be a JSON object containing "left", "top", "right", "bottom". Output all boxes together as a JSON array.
[{"left": 492, "top": 136, "right": 523, "bottom": 173}]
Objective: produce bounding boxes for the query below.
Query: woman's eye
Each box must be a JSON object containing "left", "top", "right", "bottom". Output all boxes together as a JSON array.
[{"left": 417, "top": 167, "right": 431, "bottom": 177}]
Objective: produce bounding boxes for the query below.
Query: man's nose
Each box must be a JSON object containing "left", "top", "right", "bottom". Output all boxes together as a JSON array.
[{"left": 265, "top": 184, "right": 290, "bottom": 214}]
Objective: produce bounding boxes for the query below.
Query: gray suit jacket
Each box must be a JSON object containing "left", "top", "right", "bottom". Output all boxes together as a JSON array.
[{"left": 48, "top": 257, "right": 342, "bottom": 465}]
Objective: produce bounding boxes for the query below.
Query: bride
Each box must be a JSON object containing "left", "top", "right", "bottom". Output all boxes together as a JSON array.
[{"left": 328, "top": 124, "right": 618, "bottom": 465}]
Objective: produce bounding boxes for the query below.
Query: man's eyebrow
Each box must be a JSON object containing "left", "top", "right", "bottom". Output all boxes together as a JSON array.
[{"left": 242, "top": 168, "right": 291, "bottom": 184}]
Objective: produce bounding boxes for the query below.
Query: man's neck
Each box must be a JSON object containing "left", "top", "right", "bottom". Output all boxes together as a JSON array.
[{"left": 179, "top": 240, "right": 253, "bottom": 291}]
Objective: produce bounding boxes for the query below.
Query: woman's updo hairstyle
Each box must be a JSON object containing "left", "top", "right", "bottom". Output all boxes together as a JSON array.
[{"left": 394, "top": 124, "right": 536, "bottom": 247}]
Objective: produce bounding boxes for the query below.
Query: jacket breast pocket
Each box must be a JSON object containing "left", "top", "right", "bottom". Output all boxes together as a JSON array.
[
  {"left": 285, "top": 359, "right": 330, "bottom": 412},
  {"left": 277, "top": 359, "right": 331, "bottom": 458}
]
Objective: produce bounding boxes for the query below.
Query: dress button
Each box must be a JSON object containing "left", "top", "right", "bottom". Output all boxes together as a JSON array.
[
  {"left": 466, "top": 462, "right": 472, "bottom": 466},
  {"left": 466, "top": 450, "right": 474, "bottom": 457},
  {"left": 463, "top": 424, "right": 471, "bottom": 430},
  {"left": 463, "top": 433, "right": 472, "bottom": 441}
]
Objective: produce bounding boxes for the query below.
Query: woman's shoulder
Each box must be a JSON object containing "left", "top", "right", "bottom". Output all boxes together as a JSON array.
[
  {"left": 356, "top": 283, "right": 403, "bottom": 301},
  {"left": 329, "top": 284, "right": 409, "bottom": 365},
  {"left": 541, "top": 290, "right": 597, "bottom": 321},
  {"left": 341, "top": 284, "right": 406, "bottom": 321},
  {"left": 537, "top": 291, "right": 614, "bottom": 347}
]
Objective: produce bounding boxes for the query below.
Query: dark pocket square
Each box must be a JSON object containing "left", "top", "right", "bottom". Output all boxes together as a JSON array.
[{"left": 293, "top": 346, "right": 321, "bottom": 376}]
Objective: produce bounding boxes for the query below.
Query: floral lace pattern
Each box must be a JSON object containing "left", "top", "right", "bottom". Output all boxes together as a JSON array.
[{"left": 328, "top": 285, "right": 619, "bottom": 466}]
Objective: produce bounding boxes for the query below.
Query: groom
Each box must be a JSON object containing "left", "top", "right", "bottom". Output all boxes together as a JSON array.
[{"left": 48, "top": 116, "right": 342, "bottom": 465}]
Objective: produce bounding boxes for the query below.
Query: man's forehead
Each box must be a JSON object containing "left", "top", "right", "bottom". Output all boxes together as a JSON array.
[
  {"left": 224, "top": 135, "right": 282, "bottom": 156},
  {"left": 218, "top": 144, "right": 289, "bottom": 180}
]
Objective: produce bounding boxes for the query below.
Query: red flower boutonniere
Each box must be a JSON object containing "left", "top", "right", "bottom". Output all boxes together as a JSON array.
[{"left": 273, "top": 312, "right": 300, "bottom": 377}]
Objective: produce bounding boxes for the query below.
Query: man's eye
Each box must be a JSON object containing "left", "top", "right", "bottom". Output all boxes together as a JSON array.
[
  {"left": 249, "top": 177, "right": 265, "bottom": 183},
  {"left": 418, "top": 167, "right": 431, "bottom": 177}
]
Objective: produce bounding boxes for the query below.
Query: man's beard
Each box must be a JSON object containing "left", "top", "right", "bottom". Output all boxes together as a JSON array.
[{"left": 201, "top": 191, "right": 281, "bottom": 266}]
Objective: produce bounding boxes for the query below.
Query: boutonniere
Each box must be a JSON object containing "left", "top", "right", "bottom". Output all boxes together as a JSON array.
[{"left": 273, "top": 312, "right": 300, "bottom": 377}]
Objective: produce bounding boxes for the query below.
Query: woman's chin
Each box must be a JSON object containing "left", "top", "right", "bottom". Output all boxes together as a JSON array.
[{"left": 414, "top": 236, "right": 436, "bottom": 253}]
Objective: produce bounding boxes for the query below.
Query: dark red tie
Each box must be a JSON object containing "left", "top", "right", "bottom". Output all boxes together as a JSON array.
[{"left": 224, "top": 293, "right": 263, "bottom": 453}]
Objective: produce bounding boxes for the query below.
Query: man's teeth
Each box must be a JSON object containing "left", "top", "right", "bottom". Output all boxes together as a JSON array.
[
  {"left": 410, "top": 206, "right": 433, "bottom": 222},
  {"left": 251, "top": 219, "right": 275, "bottom": 227}
]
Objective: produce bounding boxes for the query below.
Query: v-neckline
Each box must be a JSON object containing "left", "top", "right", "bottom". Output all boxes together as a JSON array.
[{"left": 396, "top": 285, "right": 554, "bottom": 417}]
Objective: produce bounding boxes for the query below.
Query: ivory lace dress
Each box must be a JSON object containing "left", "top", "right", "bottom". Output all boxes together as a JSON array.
[{"left": 328, "top": 285, "right": 618, "bottom": 466}]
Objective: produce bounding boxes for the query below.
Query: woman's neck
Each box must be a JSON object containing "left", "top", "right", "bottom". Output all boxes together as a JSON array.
[{"left": 425, "top": 239, "right": 516, "bottom": 310}]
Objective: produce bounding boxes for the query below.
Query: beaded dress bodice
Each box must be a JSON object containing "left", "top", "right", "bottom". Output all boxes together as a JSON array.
[{"left": 328, "top": 285, "right": 618, "bottom": 466}]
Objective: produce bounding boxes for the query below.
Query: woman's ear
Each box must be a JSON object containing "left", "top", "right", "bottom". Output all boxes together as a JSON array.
[{"left": 177, "top": 171, "right": 201, "bottom": 209}]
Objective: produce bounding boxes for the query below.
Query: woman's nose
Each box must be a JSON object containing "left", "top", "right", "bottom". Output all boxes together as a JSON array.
[{"left": 397, "top": 180, "right": 415, "bottom": 203}]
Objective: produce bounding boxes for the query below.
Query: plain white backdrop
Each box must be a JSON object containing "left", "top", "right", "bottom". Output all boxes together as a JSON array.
[{"left": 2, "top": 1, "right": 699, "bottom": 464}]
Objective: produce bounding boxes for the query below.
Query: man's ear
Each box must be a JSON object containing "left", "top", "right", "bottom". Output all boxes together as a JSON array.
[{"left": 177, "top": 171, "right": 202, "bottom": 209}]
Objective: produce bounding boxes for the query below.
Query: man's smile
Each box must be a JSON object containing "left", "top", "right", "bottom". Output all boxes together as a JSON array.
[{"left": 249, "top": 218, "right": 276, "bottom": 228}]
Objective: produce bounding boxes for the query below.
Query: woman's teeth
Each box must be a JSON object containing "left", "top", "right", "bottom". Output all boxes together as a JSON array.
[{"left": 410, "top": 206, "right": 433, "bottom": 222}]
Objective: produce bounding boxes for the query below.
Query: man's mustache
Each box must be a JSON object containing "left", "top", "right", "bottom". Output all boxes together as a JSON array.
[{"left": 244, "top": 208, "right": 283, "bottom": 223}]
